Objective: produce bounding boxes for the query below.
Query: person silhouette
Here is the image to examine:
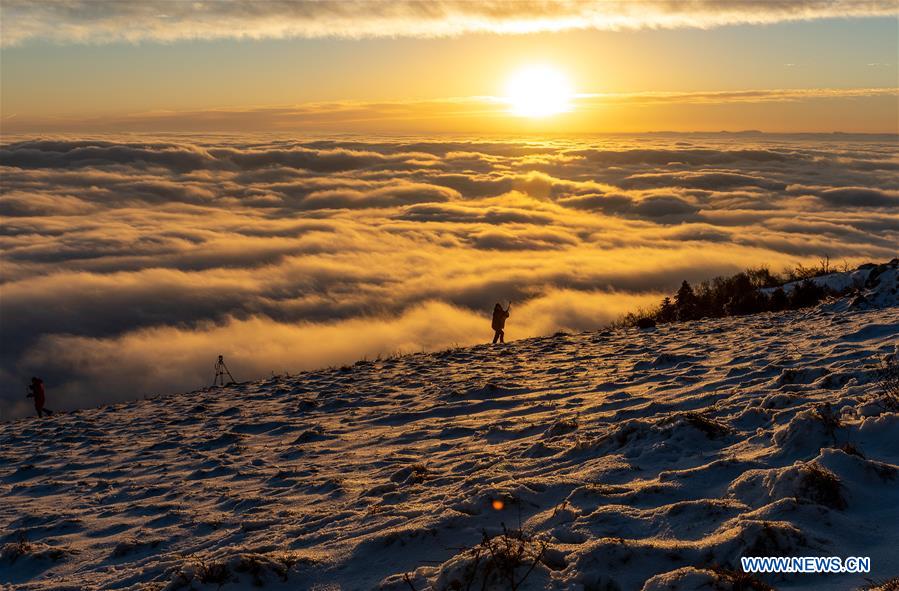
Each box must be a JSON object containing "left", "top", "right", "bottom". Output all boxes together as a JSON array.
[
  {"left": 26, "top": 376, "right": 52, "bottom": 418},
  {"left": 491, "top": 302, "right": 511, "bottom": 344}
]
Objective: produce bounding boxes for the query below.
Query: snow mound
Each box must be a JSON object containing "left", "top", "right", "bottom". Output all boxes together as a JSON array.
[
  {"left": 729, "top": 461, "right": 847, "bottom": 510},
  {"left": 770, "top": 407, "right": 840, "bottom": 456}
]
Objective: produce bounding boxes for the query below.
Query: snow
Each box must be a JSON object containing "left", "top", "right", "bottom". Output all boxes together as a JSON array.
[
  {"left": 1, "top": 297, "right": 898, "bottom": 590},
  {"left": 763, "top": 259, "right": 899, "bottom": 311}
]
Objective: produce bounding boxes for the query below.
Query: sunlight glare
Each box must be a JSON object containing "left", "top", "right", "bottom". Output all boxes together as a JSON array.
[{"left": 505, "top": 65, "right": 574, "bottom": 118}]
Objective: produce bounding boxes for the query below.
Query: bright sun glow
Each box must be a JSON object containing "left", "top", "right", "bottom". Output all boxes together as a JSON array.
[{"left": 505, "top": 65, "right": 574, "bottom": 118}]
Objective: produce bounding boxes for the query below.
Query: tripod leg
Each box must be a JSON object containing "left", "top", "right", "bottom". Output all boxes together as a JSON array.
[{"left": 223, "top": 362, "right": 236, "bottom": 384}]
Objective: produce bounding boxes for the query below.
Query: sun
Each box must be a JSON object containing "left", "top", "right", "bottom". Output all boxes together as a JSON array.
[{"left": 504, "top": 65, "right": 574, "bottom": 118}]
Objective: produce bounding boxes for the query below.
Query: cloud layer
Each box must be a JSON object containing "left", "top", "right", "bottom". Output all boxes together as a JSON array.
[
  {"left": 1, "top": 133, "right": 898, "bottom": 419},
  {"left": 2, "top": 0, "right": 897, "bottom": 46}
]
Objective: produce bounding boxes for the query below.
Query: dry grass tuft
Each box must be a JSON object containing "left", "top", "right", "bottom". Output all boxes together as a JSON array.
[{"left": 797, "top": 463, "right": 847, "bottom": 510}]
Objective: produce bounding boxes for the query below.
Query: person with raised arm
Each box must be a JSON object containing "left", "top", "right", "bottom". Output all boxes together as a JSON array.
[{"left": 491, "top": 302, "right": 511, "bottom": 344}]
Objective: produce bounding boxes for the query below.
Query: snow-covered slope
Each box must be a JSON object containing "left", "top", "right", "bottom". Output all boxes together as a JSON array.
[
  {"left": 1, "top": 301, "right": 898, "bottom": 591},
  {"left": 766, "top": 258, "right": 899, "bottom": 310}
]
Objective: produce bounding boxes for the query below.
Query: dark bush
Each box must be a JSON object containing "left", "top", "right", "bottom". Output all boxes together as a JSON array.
[
  {"left": 635, "top": 317, "right": 656, "bottom": 329},
  {"left": 789, "top": 279, "right": 829, "bottom": 308},
  {"left": 616, "top": 259, "right": 842, "bottom": 329},
  {"left": 768, "top": 287, "right": 788, "bottom": 311}
]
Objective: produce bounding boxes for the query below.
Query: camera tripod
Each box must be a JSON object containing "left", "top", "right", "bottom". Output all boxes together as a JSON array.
[{"left": 213, "top": 355, "right": 236, "bottom": 386}]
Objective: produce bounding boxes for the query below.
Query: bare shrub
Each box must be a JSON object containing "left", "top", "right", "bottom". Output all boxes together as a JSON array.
[
  {"left": 433, "top": 525, "right": 548, "bottom": 591},
  {"left": 875, "top": 355, "right": 899, "bottom": 411},
  {"left": 0, "top": 532, "right": 33, "bottom": 564},
  {"left": 839, "top": 442, "right": 864, "bottom": 458},
  {"left": 0, "top": 531, "right": 66, "bottom": 564},
  {"left": 545, "top": 417, "right": 578, "bottom": 437},
  {"left": 742, "top": 522, "right": 806, "bottom": 556},
  {"left": 169, "top": 552, "right": 305, "bottom": 589},
  {"left": 797, "top": 463, "right": 847, "bottom": 510},
  {"left": 391, "top": 463, "right": 429, "bottom": 485},
  {"left": 680, "top": 411, "right": 731, "bottom": 439},
  {"left": 786, "top": 255, "right": 832, "bottom": 282},
  {"left": 194, "top": 558, "right": 232, "bottom": 585},
  {"left": 812, "top": 402, "right": 841, "bottom": 443}
]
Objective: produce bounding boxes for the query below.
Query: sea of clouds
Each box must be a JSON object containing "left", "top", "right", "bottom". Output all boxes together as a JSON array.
[{"left": 1, "top": 133, "right": 897, "bottom": 419}]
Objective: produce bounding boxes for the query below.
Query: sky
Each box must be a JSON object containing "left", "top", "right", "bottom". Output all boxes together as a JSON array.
[
  {"left": 1, "top": 2, "right": 898, "bottom": 419},
  {"left": 1, "top": 0, "right": 898, "bottom": 133}
]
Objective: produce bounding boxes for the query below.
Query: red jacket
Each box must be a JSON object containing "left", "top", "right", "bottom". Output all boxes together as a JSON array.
[{"left": 30, "top": 381, "right": 45, "bottom": 408}]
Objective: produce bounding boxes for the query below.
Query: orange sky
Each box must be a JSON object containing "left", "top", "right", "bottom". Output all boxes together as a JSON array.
[{"left": 1, "top": 1, "right": 897, "bottom": 133}]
